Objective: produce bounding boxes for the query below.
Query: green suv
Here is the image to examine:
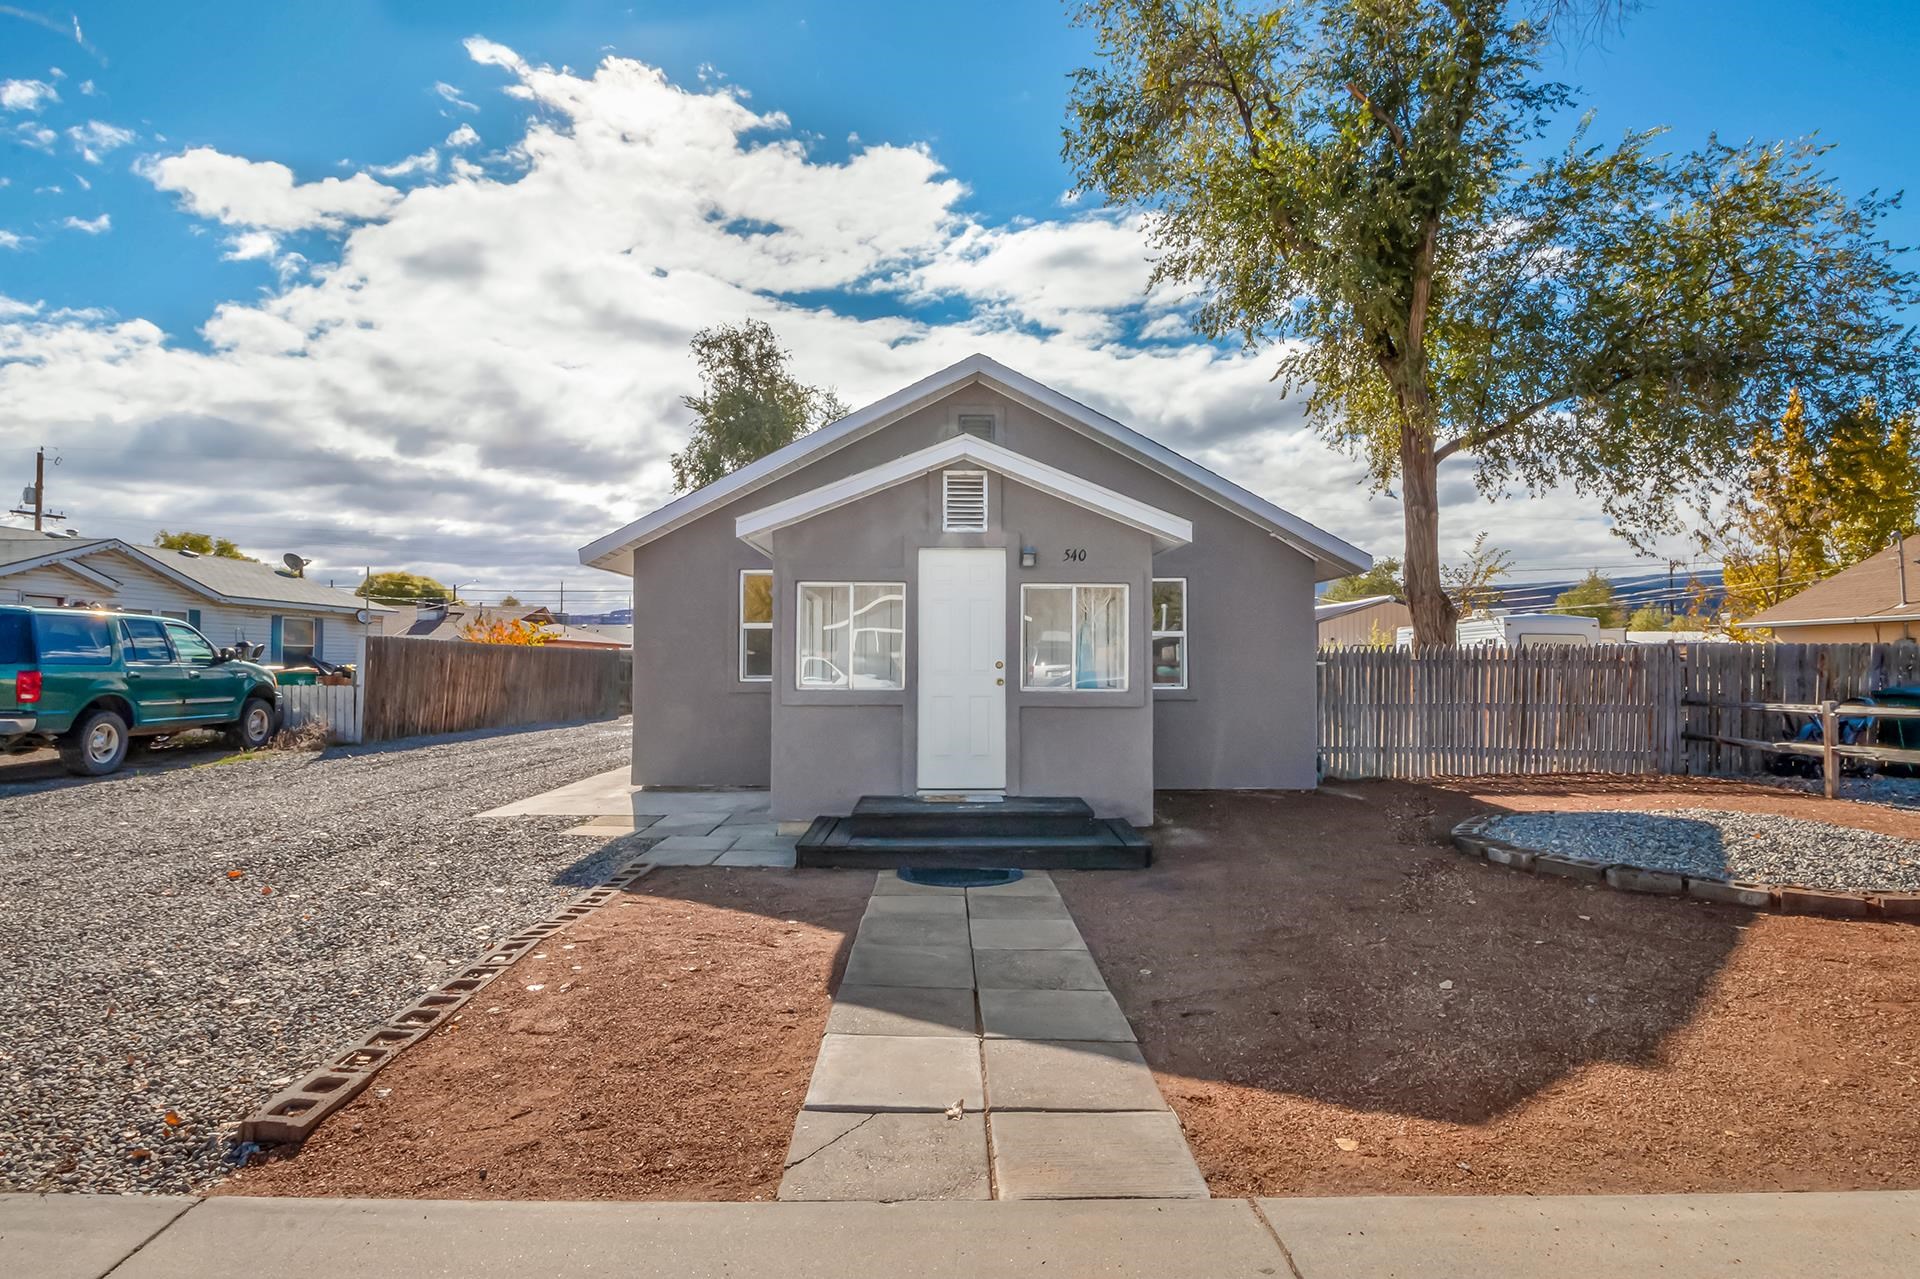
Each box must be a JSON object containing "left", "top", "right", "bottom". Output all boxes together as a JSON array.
[{"left": 0, "top": 606, "right": 281, "bottom": 777}]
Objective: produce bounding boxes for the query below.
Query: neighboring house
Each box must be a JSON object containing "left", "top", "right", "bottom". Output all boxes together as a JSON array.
[
  {"left": 1737, "top": 535, "right": 1920, "bottom": 643},
  {"left": 578, "top": 353, "right": 1370, "bottom": 826},
  {"left": 1315, "top": 594, "right": 1411, "bottom": 648},
  {"left": 0, "top": 527, "right": 384, "bottom": 667},
  {"left": 379, "top": 603, "right": 631, "bottom": 648}
]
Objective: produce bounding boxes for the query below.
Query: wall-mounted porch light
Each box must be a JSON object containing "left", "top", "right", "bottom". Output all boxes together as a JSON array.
[{"left": 1019, "top": 546, "right": 1037, "bottom": 568}]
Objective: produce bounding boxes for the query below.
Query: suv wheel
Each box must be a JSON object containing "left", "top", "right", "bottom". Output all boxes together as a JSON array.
[
  {"left": 225, "top": 696, "right": 277, "bottom": 750},
  {"left": 59, "top": 708, "right": 131, "bottom": 777}
]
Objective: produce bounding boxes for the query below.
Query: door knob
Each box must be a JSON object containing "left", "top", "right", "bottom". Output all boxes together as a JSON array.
[
  {"left": 994, "top": 660, "right": 1004, "bottom": 669},
  {"left": 996, "top": 677, "right": 1005, "bottom": 686}
]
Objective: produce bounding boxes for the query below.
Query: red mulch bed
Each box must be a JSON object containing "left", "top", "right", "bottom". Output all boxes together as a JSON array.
[
  {"left": 218, "top": 868, "right": 871, "bottom": 1201},
  {"left": 1056, "top": 777, "right": 1920, "bottom": 1198}
]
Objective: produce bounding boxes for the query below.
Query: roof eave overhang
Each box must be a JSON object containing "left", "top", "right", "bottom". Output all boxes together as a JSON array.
[
  {"left": 734, "top": 434, "right": 1193, "bottom": 555},
  {"left": 1732, "top": 611, "right": 1920, "bottom": 629}
]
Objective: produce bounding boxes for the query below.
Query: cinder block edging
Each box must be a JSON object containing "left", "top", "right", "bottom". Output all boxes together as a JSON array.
[
  {"left": 1451, "top": 814, "right": 1920, "bottom": 924},
  {"left": 238, "top": 854, "right": 659, "bottom": 1147}
]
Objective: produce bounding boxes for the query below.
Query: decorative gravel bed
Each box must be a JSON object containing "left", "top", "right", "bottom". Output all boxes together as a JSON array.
[
  {"left": 0, "top": 719, "right": 633, "bottom": 1196},
  {"left": 1766, "top": 772, "right": 1920, "bottom": 812},
  {"left": 1480, "top": 808, "right": 1920, "bottom": 894}
]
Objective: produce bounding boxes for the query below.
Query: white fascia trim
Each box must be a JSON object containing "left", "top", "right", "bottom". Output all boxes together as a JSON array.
[
  {"left": 0, "top": 549, "right": 123, "bottom": 590},
  {"left": 578, "top": 351, "right": 1371, "bottom": 578},
  {"left": 735, "top": 434, "right": 1194, "bottom": 554},
  {"left": 1732, "top": 611, "right": 1920, "bottom": 629}
]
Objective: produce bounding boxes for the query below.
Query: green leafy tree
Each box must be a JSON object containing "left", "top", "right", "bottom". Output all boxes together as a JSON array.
[
  {"left": 1063, "top": 0, "right": 1918, "bottom": 646},
  {"left": 356, "top": 571, "right": 454, "bottom": 604},
  {"left": 1322, "top": 556, "right": 1404, "bottom": 602},
  {"left": 154, "top": 530, "right": 255, "bottom": 561},
  {"left": 499, "top": 594, "right": 522, "bottom": 608},
  {"left": 1627, "top": 604, "right": 1676, "bottom": 631},
  {"left": 1441, "top": 532, "right": 1513, "bottom": 616},
  {"left": 1554, "top": 570, "right": 1624, "bottom": 626},
  {"left": 669, "top": 320, "right": 851, "bottom": 493}
]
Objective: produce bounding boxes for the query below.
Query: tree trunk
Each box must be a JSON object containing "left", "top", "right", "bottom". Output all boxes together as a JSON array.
[{"left": 1399, "top": 420, "right": 1456, "bottom": 649}]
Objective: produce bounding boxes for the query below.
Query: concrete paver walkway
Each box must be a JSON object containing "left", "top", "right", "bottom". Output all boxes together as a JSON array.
[
  {"left": 478, "top": 770, "right": 796, "bottom": 866},
  {"left": 778, "top": 870, "right": 1206, "bottom": 1202},
  {"left": 8, "top": 1191, "right": 1916, "bottom": 1279}
]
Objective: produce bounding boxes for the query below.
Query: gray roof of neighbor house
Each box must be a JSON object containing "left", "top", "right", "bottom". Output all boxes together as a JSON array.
[
  {"left": 1738, "top": 535, "right": 1920, "bottom": 629},
  {"left": 579, "top": 353, "right": 1371, "bottom": 580},
  {"left": 0, "top": 527, "right": 386, "bottom": 615},
  {"left": 1313, "top": 594, "right": 1402, "bottom": 621}
]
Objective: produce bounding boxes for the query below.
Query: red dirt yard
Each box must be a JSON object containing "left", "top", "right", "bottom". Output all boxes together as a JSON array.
[{"left": 1058, "top": 777, "right": 1920, "bottom": 1199}]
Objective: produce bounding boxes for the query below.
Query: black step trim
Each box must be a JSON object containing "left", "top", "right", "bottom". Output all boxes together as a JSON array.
[{"left": 796, "top": 816, "right": 1150, "bottom": 870}]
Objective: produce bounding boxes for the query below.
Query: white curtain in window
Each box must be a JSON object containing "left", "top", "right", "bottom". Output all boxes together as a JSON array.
[{"left": 1075, "top": 586, "right": 1127, "bottom": 690}]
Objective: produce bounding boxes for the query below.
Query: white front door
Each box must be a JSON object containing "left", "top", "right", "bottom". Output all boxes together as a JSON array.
[{"left": 916, "top": 547, "right": 1006, "bottom": 790}]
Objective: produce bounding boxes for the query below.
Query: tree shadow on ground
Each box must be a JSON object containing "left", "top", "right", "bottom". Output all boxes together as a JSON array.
[{"left": 1055, "top": 785, "right": 1753, "bottom": 1127}]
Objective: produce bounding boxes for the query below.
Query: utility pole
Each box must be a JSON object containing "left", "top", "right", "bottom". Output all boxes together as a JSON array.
[{"left": 8, "top": 448, "right": 66, "bottom": 531}]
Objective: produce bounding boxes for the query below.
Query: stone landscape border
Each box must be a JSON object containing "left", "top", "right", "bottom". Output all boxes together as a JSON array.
[
  {"left": 238, "top": 850, "right": 660, "bottom": 1146},
  {"left": 1450, "top": 814, "right": 1920, "bottom": 924}
]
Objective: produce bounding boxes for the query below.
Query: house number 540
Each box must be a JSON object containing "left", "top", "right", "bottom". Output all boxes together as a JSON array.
[{"left": 1062, "top": 548, "right": 1087, "bottom": 561}]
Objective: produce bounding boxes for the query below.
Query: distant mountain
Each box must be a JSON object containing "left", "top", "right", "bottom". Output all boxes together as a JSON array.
[{"left": 560, "top": 607, "right": 633, "bottom": 626}]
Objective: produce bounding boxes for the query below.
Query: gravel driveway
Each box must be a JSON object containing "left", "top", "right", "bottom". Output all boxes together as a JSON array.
[
  {"left": 1482, "top": 807, "right": 1920, "bottom": 892},
  {"left": 0, "top": 719, "right": 636, "bottom": 1195}
]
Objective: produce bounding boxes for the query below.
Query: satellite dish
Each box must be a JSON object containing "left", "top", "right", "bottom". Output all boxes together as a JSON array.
[{"left": 283, "top": 552, "right": 312, "bottom": 577}]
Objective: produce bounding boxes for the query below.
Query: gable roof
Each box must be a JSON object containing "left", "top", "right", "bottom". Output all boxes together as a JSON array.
[
  {"left": 0, "top": 532, "right": 386, "bottom": 616},
  {"left": 579, "top": 353, "right": 1370, "bottom": 579},
  {"left": 1313, "top": 594, "right": 1402, "bottom": 621},
  {"left": 735, "top": 434, "right": 1193, "bottom": 554},
  {"left": 1737, "top": 535, "right": 1920, "bottom": 629}
]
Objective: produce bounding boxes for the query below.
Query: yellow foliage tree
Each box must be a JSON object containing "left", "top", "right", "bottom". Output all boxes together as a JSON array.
[{"left": 460, "top": 616, "right": 555, "bottom": 646}]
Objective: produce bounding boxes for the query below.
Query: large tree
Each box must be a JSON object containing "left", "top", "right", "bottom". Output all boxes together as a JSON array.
[
  {"left": 355, "top": 571, "right": 454, "bottom": 604},
  {"left": 1321, "top": 555, "right": 1403, "bottom": 601},
  {"left": 669, "top": 319, "right": 850, "bottom": 493},
  {"left": 1064, "top": 0, "right": 1918, "bottom": 645},
  {"left": 154, "top": 529, "right": 254, "bottom": 561}
]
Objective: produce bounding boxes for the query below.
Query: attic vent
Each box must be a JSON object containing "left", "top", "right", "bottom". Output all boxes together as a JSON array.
[
  {"left": 942, "top": 470, "right": 988, "bottom": 532},
  {"left": 957, "top": 413, "right": 995, "bottom": 440}
]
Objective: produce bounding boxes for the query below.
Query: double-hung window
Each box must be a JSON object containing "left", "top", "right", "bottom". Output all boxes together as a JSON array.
[
  {"left": 797, "top": 582, "right": 905, "bottom": 690},
  {"left": 282, "top": 617, "right": 317, "bottom": 664},
  {"left": 1151, "top": 578, "right": 1187, "bottom": 689},
  {"left": 739, "top": 569, "right": 773, "bottom": 681},
  {"left": 1020, "top": 584, "right": 1128, "bottom": 691}
]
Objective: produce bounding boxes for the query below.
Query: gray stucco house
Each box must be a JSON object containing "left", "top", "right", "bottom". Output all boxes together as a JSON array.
[{"left": 579, "top": 354, "right": 1368, "bottom": 830}]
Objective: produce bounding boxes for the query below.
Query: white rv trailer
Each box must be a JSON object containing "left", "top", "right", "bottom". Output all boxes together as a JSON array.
[{"left": 1395, "top": 612, "right": 1601, "bottom": 649}]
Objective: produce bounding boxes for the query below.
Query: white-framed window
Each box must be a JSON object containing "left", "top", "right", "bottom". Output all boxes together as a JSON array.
[
  {"left": 739, "top": 569, "right": 773, "bottom": 681},
  {"left": 1151, "top": 578, "right": 1187, "bottom": 689},
  {"left": 282, "top": 616, "right": 317, "bottom": 663},
  {"left": 942, "top": 470, "right": 988, "bottom": 532},
  {"left": 796, "top": 581, "right": 905, "bottom": 690},
  {"left": 1020, "top": 584, "right": 1129, "bottom": 692}
]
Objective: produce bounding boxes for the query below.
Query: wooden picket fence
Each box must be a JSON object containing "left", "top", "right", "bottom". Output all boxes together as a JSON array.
[
  {"left": 360, "top": 636, "right": 629, "bottom": 743},
  {"left": 1318, "top": 642, "right": 1920, "bottom": 780}
]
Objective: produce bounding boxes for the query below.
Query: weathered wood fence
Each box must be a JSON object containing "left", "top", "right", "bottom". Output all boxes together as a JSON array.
[
  {"left": 360, "top": 637, "right": 630, "bottom": 743},
  {"left": 277, "top": 682, "right": 364, "bottom": 745},
  {"left": 1318, "top": 643, "right": 1920, "bottom": 780}
]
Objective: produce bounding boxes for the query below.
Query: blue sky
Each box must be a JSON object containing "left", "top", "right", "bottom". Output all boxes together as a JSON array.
[{"left": 1, "top": 2, "right": 1915, "bottom": 601}]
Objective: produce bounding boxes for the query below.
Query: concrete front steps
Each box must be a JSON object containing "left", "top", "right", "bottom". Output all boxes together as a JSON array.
[{"left": 795, "top": 796, "right": 1151, "bottom": 870}]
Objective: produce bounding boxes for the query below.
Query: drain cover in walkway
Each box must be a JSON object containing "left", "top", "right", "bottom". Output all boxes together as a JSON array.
[{"left": 897, "top": 867, "right": 1023, "bottom": 889}]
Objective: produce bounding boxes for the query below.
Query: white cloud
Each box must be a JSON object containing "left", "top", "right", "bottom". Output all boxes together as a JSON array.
[
  {"left": 434, "top": 81, "right": 478, "bottom": 111},
  {"left": 0, "top": 230, "right": 23, "bottom": 250},
  {"left": 141, "top": 148, "right": 401, "bottom": 231},
  {"left": 0, "top": 79, "right": 59, "bottom": 111},
  {"left": 0, "top": 40, "right": 1682, "bottom": 588},
  {"left": 369, "top": 148, "right": 439, "bottom": 178},
  {"left": 15, "top": 122, "right": 56, "bottom": 152},
  {"left": 60, "top": 213, "right": 110, "bottom": 234},
  {"left": 78, "top": 79, "right": 97, "bottom": 96},
  {"left": 67, "top": 119, "right": 136, "bottom": 163},
  {"left": 444, "top": 123, "right": 479, "bottom": 149}
]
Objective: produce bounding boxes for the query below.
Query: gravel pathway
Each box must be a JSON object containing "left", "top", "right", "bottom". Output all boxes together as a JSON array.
[
  {"left": 1482, "top": 808, "right": 1920, "bottom": 894},
  {"left": 1763, "top": 772, "right": 1920, "bottom": 812},
  {"left": 0, "top": 719, "right": 637, "bottom": 1196}
]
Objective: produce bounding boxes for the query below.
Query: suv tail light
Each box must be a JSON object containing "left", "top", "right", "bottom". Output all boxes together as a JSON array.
[{"left": 16, "top": 670, "right": 42, "bottom": 704}]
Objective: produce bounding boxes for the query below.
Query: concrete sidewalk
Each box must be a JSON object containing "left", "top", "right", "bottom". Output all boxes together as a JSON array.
[{"left": 5, "top": 1191, "right": 1915, "bottom": 1278}]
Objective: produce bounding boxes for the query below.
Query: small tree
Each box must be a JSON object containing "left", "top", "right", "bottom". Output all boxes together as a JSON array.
[
  {"left": 357, "top": 571, "right": 454, "bottom": 604},
  {"left": 1441, "top": 533, "right": 1512, "bottom": 616},
  {"left": 1063, "top": 0, "right": 1919, "bottom": 647},
  {"left": 499, "top": 594, "right": 522, "bottom": 608},
  {"left": 1322, "top": 556, "right": 1404, "bottom": 602},
  {"left": 1554, "top": 570, "right": 1624, "bottom": 627},
  {"left": 670, "top": 320, "right": 851, "bottom": 493},
  {"left": 1627, "top": 603, "right": 1676, "bottom": 631},
  {"left": 460, "top": 616, "right": 554, "bottom": 646},
  {"left": 155, "top": 530, "right": 255, "bottom": 561}
]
